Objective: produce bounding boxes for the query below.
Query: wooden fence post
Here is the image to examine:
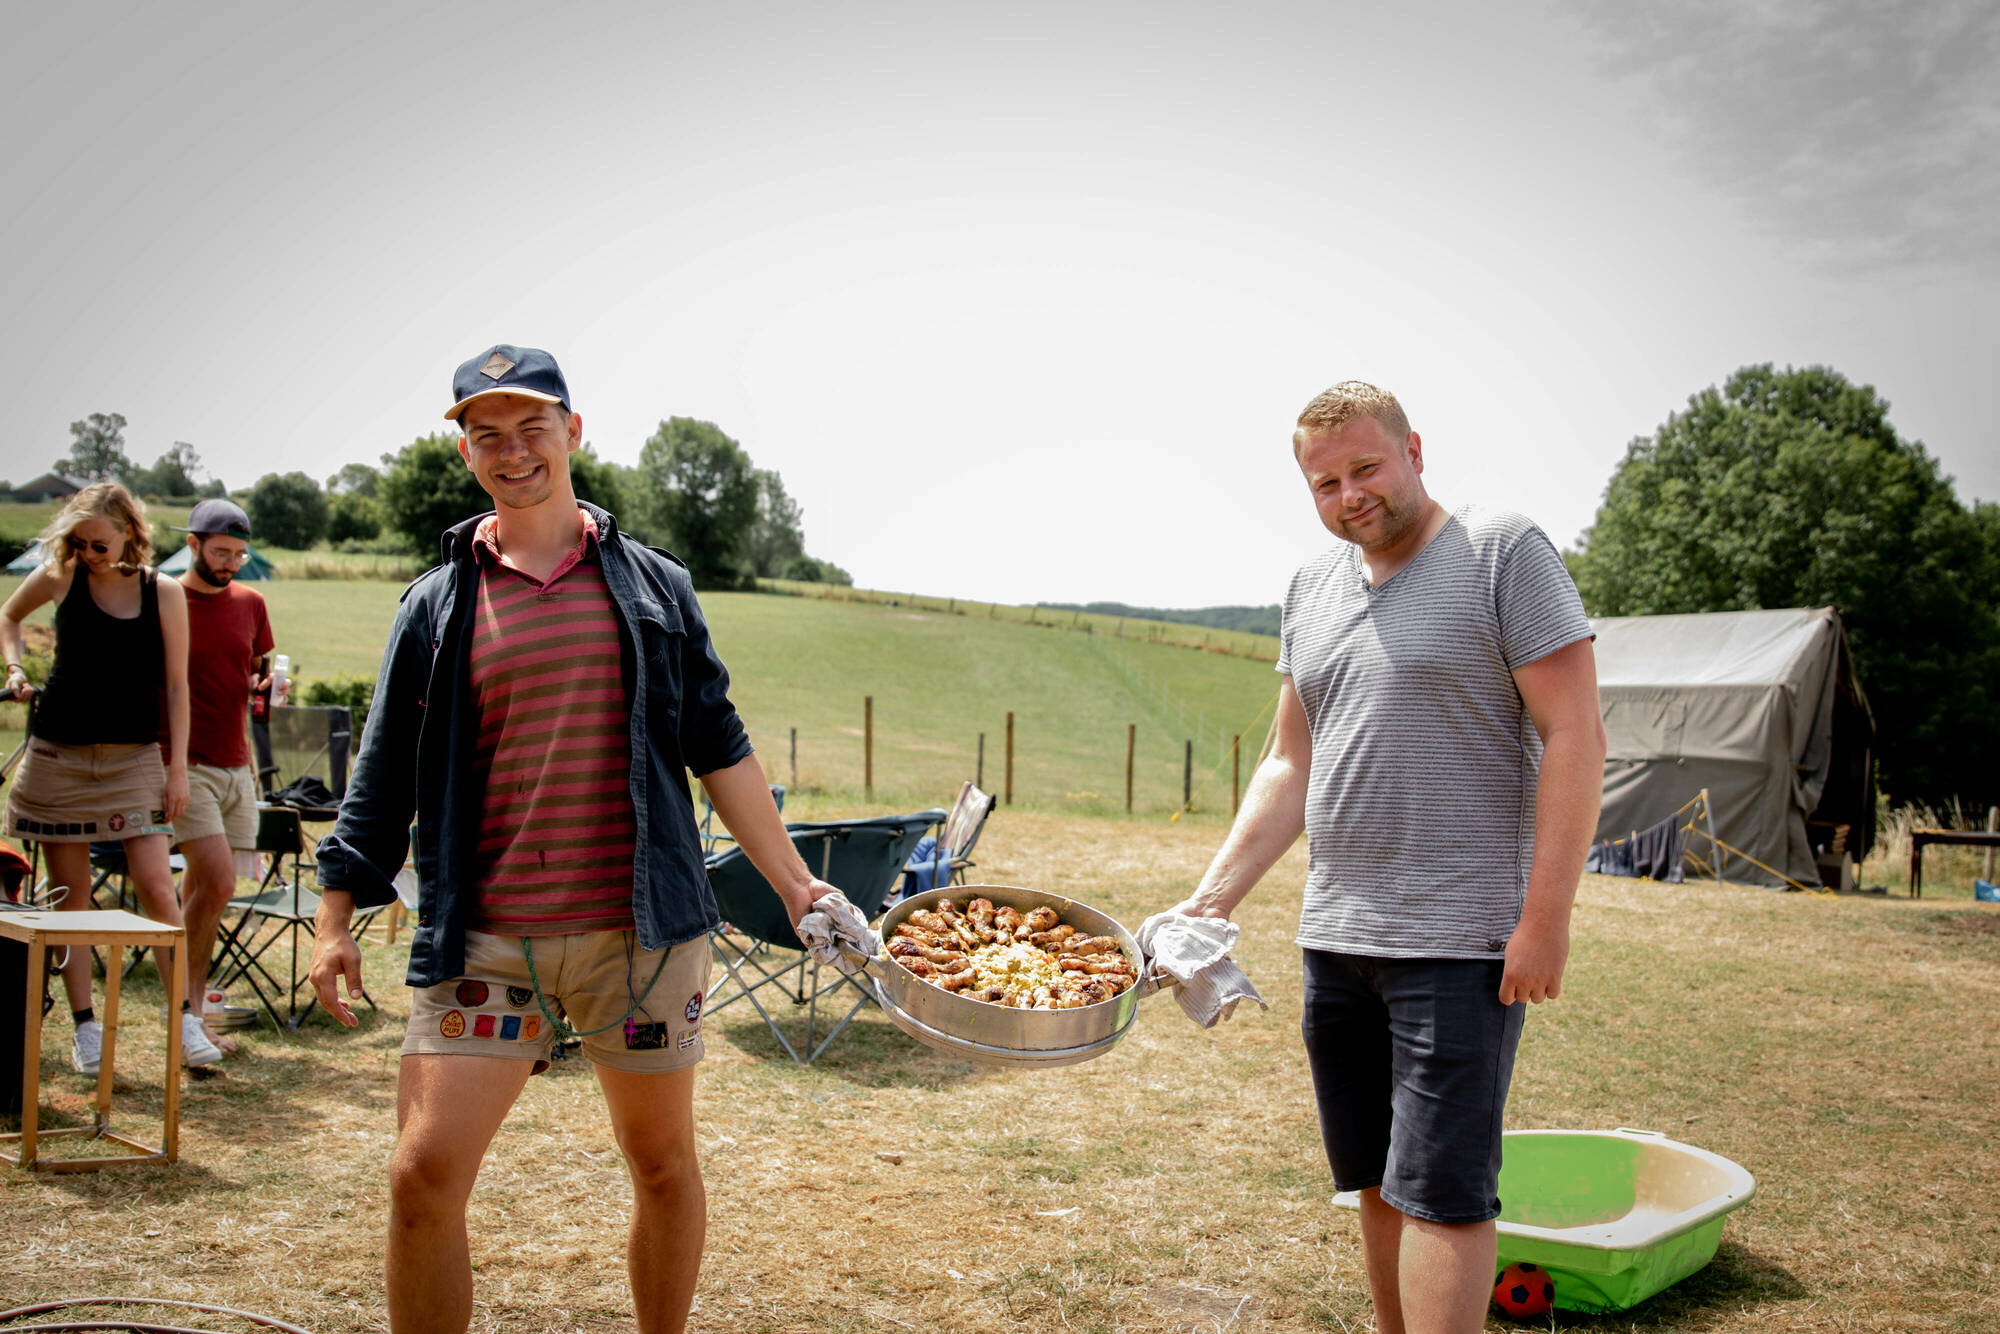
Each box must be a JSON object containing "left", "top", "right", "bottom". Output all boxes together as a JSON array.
[
  {"left": 864, "top": 696, "right": 873, "bottom": 799},
  {"left": 1005, "top": 712, "right": 1015, "bottom": 806},
  {"left": 1987, "top": 805, "right": 1998, "bottom": 878},
  {"left": 1183, "top": 739, "right": 1193, "bottom": 810},
  {"left": 1125, "top": 724, "right": 1136, "bottom": 813},
  {"left": 1232, "top": 734, "right": 1241, "bottom": 815}
]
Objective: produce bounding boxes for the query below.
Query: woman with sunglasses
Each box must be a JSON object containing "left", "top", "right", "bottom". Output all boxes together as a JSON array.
[{"left": 1, "top": 481, "right": 220, "bottom": 1070}]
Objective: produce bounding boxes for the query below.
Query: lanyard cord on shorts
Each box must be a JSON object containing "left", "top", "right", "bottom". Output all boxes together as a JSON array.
[{"left": 519, "top": 933, "right": 671, "bottom": 1042}]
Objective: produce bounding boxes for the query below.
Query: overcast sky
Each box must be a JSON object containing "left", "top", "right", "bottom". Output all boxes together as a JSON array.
[{"left": 3, "top": 1, "right": 1993, "bottom": 607}]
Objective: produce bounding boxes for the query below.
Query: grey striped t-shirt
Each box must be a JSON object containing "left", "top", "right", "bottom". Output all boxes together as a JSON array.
[{"left": 1277, "top": 505, "right": 1592, "bottom": 960}]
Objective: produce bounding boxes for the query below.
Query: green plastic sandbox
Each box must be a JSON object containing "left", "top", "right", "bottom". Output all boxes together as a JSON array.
[{"left": 1337, "top": 1128, "right": 1757, "bottom": 1313}]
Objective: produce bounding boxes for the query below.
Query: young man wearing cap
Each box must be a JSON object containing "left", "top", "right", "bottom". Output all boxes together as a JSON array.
[
  {"left": 171, "top": 499, "right": 275, "bottom": 1056},
  {"left": 308, "top": 346, "right": 836, "bottom": 1334}
]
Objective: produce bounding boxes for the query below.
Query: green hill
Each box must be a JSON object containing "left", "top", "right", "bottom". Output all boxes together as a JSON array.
[
  {"left": 1037, "top": 599, "right": 1281, "bottom": 637},
  {"left": 0, "top": 578, "right": 1280, "bottom": 823}
]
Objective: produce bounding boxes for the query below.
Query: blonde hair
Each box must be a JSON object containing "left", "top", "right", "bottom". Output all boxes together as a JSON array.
[
  {"left": 37, "top": 481, "right": 152, "bottom": 572},
  {"left": 1293, "top": 381, "right": 1410, "bottom": 452}
]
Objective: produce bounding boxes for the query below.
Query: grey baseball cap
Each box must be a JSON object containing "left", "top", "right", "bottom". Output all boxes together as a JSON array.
[{"left": 186, "top": 499, "right": 251, "bottom": 539}]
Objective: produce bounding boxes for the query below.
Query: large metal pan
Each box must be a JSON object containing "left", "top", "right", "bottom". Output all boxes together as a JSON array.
[{"left": 839, "top": 883, "right": 1160, "bottom": 1069}]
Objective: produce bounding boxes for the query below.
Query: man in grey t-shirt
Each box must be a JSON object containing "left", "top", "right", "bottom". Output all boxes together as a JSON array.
[{"left": 1169, "top": 381, "right": 1604, "bottom": 1334}]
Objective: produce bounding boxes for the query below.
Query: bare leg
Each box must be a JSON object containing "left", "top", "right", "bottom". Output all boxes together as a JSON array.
[
  {"left": 1356, "top": 1187, "right": 1407, "bottom": 1334},
  {"left": 175, "top": 832, "right": 237, "bottom": 1017},
  {"left": 386, "top": 1054, "right": 534, "bottom": 1334},
  {"left": 597, "top": 1064, "right": 705, "bottom": 1334},
  {"left": 123, "top": 834, "right": 189, "bottom": 1012},
  {"left": 43, "top": 843, "right": 97, "bottom": 1014},
  {"left": 1399, "top": 1215, "right": 1497, "bottom": 1334}
]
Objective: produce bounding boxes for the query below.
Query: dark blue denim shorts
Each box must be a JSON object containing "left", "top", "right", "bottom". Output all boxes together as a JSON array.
[{"left": 1300, "top": 949, "right": 1525, "bottom": 1225}]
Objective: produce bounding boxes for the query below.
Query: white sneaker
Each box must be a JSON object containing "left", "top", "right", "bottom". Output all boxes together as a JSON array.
[
  {"left": 181, "top": 1011, "right": 224, "bottom": 1068},
  {"left": 72, "top": 1019, "right": 103, "bottom": 1075}
]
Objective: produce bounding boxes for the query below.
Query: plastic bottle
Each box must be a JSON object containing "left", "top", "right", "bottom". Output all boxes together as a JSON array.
[{"left": 271, "top": 653, "right": 291, "bottom": 708}]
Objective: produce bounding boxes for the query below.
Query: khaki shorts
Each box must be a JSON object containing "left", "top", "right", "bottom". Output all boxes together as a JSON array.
[
  {"left": 3, "top": 740, "right": 171, "bottom": 843},
  {"left": 404, "top": 929, "right": 710, "bottom": 1074},
  {"left": 174, "top": 763, "right": 259, "bottom": 849}
]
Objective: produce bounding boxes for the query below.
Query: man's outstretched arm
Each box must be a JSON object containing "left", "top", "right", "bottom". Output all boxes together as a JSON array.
[{"left": 1170, "top": 676, "right": 1311, "bottom": 921}]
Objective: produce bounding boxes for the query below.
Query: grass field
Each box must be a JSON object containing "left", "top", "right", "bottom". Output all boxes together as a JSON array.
[
  {"left": 0, "top": 577, "right": 1281, "bottom": 823},
  {"left": 1, "top": 814, "right": 1995, "bottom": 1333}
]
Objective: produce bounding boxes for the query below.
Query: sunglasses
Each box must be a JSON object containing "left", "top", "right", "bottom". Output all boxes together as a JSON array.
[{"left": 66, "top": 536, "right": 114, "bottom": 555}]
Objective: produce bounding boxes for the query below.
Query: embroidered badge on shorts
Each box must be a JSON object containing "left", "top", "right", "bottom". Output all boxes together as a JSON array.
[
  {"left": 684, "top": 990, "right": 704, "bottom": 1024},
  {"left": 500, "top": 1016, "right": 521, "bottom": 1040},
  {"left": 506, "top": 986, "right": 534, "bottom": 1009},
  {"left": 677, "top": 1030, "right": 697, "bottom": 1050},
  {"left": 440, "top": 1010, "right": 467, "bottom": 1038},
  {"left": 455, "top": 980, "right": 489, "bottom": 1007},
  {"left": 625, "top": 1021, "right": 672, "bottom": 1050},
  {"left": 523, "top": 1017, "right": 541, "bottom": 1040},
  {"left": 473, "top": 1014, "right": 495, "bottom": 1037}
]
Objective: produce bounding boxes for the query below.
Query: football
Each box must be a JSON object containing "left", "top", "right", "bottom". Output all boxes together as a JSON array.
[{"left": 1492, "top": 1260, "right": 1556, "bottom": 1319}]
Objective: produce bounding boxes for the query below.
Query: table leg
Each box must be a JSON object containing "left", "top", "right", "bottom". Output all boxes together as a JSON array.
[
  {"left": 163, "top": 938, "right": 182, "bottom": 1163},
  {"left": 99, "top": 946, "right": 121, "bottom": 1130},
  {"left": 1910, "top": 838, "right": 1922, "bottom": 900},
  {"left": 20, "top": 937, "right": 45, "bottom": 1168}
]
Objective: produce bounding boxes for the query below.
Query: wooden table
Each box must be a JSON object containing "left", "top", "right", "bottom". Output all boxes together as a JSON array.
[
  {"left": 1908, "top": 829, "right": 2000, "bottom": 899},
  {"left": 0, "top": 908, "right": 184, "bottom": 1171}
]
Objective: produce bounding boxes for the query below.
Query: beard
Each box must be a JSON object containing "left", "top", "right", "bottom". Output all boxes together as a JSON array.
[
  {"left": 194, "top": 556, "right": 236, "bottom": 587},
  {"left": 1334, "top": 486, "right": 1424, "bottom": 551}
]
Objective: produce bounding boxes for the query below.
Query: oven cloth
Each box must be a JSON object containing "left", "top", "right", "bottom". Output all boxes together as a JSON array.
[
  {"left": 797, "top": 890, "right": 876, "bottom": 975},
  {"left": 1136, "top": 911, "right": 1267, "bottom": 1028}
]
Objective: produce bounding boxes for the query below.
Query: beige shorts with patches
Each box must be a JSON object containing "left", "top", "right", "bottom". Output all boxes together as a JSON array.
[
  {"left": 404, "top": 929, "right": 710, "bottom": 1074},
  {"left": 173, "top": 763, "right": 259, "bottom": 848}
]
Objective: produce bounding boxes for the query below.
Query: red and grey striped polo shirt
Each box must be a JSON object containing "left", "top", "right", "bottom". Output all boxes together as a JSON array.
[{"left": 467, "top": 509, "right": 638, "bottom": 936}]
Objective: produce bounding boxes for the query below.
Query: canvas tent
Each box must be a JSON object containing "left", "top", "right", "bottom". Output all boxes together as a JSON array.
[
  {"left": 4, "top": 540, "right": 274, "bottom": 580},
  {"left": 1593, "top": 607, "right": 1875, "bottom": 890}
]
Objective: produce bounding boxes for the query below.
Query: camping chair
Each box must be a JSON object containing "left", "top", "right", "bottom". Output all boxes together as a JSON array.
[
  {"left": 705, "top": 809, "right": 942, "bottom": 1063},
  {"left": 897, "top": 780, "right": 996, "bottom": 901},
  {"left": 699, "top": 783, "right": 785, "bottom": 854},
  {"left": 252, "top": 704, "right": 351, "bottom": 811},
  {"left": 211, "top": 805, "right": 383, "bottom": 1030}
]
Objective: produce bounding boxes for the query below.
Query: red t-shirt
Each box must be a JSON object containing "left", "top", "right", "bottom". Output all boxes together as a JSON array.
[{"left": 181, "top": 581, "right": 275, "bottom": 768}]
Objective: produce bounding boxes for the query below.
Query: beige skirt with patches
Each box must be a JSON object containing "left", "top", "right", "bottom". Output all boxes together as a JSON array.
[{"left": 3, "top": 739, "right": 172, "bottom": 843}]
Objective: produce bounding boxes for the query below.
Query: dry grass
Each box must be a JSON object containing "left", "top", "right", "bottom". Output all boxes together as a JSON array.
[{"left": 3, "top": 812, "right": 1998, "bottom": 1333}]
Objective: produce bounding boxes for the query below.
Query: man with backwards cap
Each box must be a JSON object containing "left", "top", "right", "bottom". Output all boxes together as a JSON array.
[
  {"left": 171, "top": 498, "right": 275, "bottom": 1056},
  {"left": 310, "top": 346, "right": 836, "bottom": 1334}
]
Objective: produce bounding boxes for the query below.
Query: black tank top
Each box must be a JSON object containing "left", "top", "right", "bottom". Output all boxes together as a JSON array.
[{"left": 34, "top": 565, "right": 165, "bottom": 745}]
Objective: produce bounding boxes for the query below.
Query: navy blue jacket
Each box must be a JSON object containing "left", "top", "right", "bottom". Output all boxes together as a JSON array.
[{"left": 315, "top": 502, "right": 751, "bottom": 987}]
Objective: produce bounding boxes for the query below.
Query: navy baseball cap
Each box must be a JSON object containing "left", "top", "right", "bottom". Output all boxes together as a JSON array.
[
  {"left": 186, "top": 498, "right": 252, "bottom": 539},
  {"left": 445, "top": 344, "right": 571, "bottom": 422}
]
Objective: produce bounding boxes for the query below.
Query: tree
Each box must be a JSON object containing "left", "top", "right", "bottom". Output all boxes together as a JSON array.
[
  {"left": 325, "top": 461, "right": 382, "bottom": 498},
  {"left": 743, "top": 469, "right": 806, "bottom": 578},
  {"left": 636, "top": 417, "right": 758, "bottom": 586},
  {"left": 246, "top": 471, "right": 330, "bottom": 549},
  {"left": 1569, "top": 364, "right": 2000, "bottom": 808},
  {"left": 567, "top": 444, "right": 630, "bottom": 527},
  {"left": 378, "top": 433, "right": 490, "bottom": 553},
  {"left": 781, "top": 553, "right": 853, "bottom": 585},
  {"left": 60, "top": 412, "right": 129, "bottom": 480},
  {"left": 326, "top": 491, "right": 383, "bottom": 543},
  {"left": 130, "top": 441, "right": 203, "bottom": 498}
]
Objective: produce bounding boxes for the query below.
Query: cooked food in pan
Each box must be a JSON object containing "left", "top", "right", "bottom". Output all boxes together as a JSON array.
[{"left": 886, "top": 896, "right": 1138, "bottom": 1007}]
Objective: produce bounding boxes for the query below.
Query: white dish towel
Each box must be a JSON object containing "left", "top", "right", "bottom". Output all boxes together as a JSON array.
[
  {"left": 795, "top": 891, "right": 876, "bottom": 976},
  {"left": 1136, "top": 911, "right": 1268, "bottom": 1028}
]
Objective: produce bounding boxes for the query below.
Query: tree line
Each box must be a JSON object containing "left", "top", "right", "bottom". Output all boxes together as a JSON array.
[
  {"left": 18, "top": 364, "right": 1996, "bottom": 810},
  {"left": 15, "top": 412, "right": 850, "bottom": 590}
]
